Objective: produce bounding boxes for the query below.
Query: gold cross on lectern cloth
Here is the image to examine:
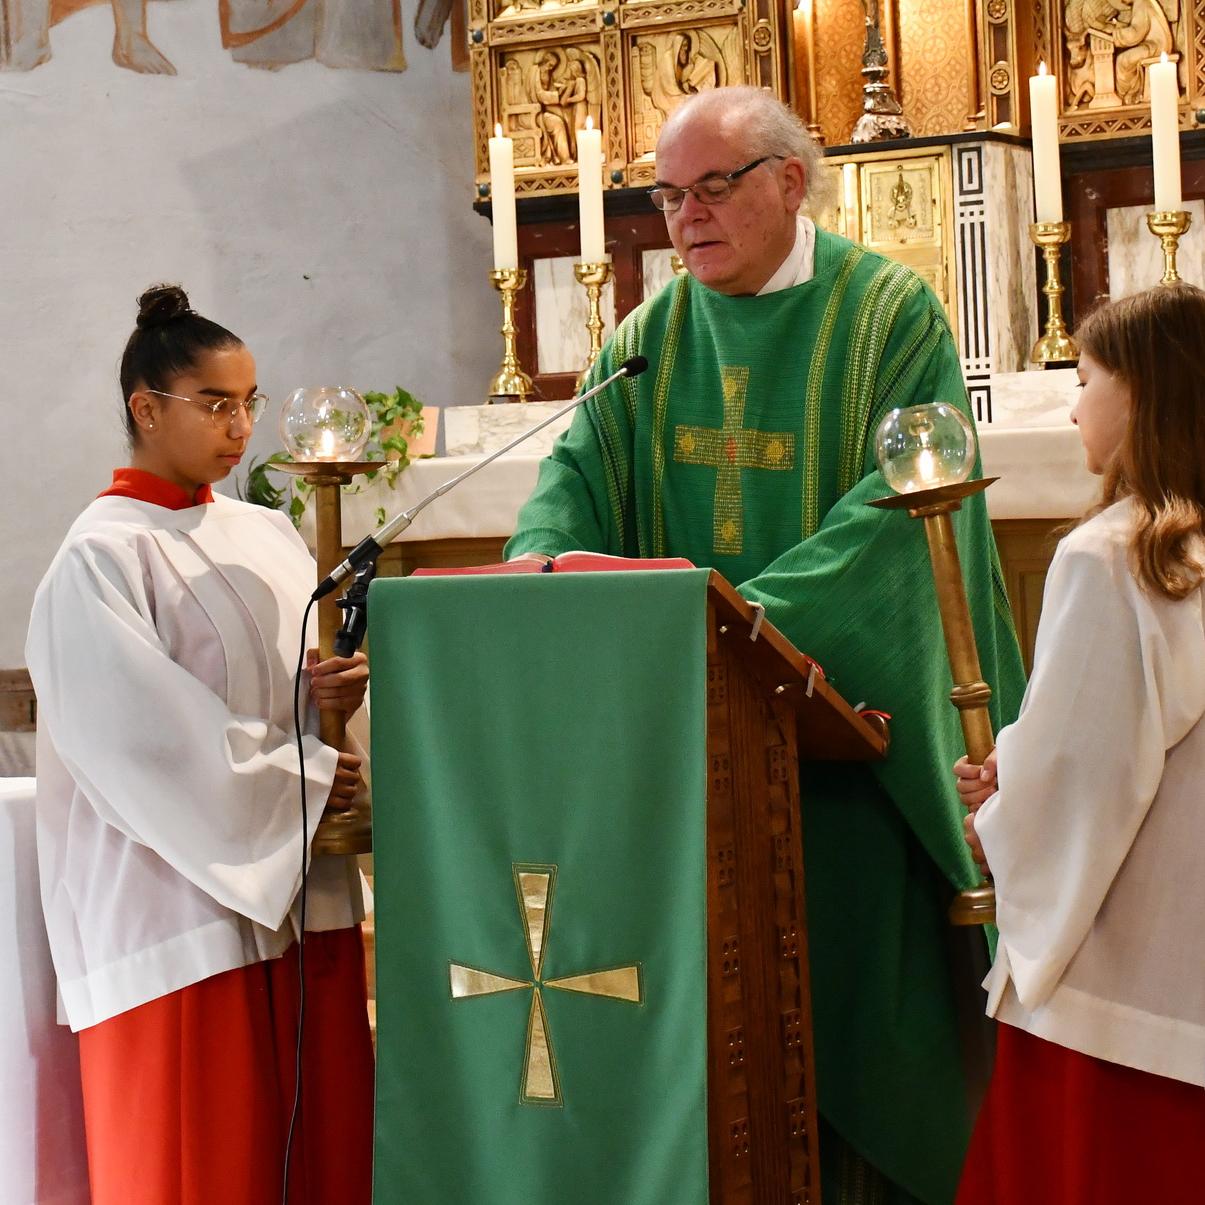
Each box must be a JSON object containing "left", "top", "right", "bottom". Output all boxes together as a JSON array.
[
  {"left": 448, "top": 863, "right": 643, "bottom": 1106},
  {"left": 672, "top": 365, "right": 796, "bottom": 557}
]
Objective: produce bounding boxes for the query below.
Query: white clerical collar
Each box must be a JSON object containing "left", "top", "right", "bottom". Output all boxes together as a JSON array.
[{"left": 757, "top": 216, "right": 816, "bottom": 295}]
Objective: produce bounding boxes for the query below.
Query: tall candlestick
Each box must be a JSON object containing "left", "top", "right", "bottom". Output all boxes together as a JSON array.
[
  {"left": 1150, "top": 53, "right": 1182, "bottom": 213},
  {"left": 488, "top": 124, "right": 518, "bottom": 272},
  {"left": 1029, "top": 62, "right": 1063, "bottom": 224},
  {"left": 577, "top": 117, "right": 605, "bottom": 263}
]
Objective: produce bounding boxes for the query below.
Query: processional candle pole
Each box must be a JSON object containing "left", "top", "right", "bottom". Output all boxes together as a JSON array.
[
  {"left": 276, "top": 387, "right": 380, "bottom": 856},
  {"left": 867, "top": 403, "right": 997, "bottom": 926}
]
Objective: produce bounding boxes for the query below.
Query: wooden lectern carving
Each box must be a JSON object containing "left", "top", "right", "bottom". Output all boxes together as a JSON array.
[{"left": 702, "top": 574, "right": 888, "bottom": 1204}]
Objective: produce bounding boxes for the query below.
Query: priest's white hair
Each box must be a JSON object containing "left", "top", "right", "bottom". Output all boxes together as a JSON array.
[{"left": 657, "top": 85, "right": 837, "bottom": 217}]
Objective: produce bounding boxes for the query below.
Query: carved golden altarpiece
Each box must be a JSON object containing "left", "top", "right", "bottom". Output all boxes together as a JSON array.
[
  {"left": 965, "top": 0, "right": 1204, "bottom": 139},
  {"left": 1045, "top": 0, "right": 1205, "bottom": 139},
  {"left": 469, "top": 0, "right": 792, "bottom": 199},
  {"left": 796, "top": 3, "right": 1204, "bottom": 148},
  {"left": 469, "top": 0, "right": 1205, "bottom": 398}
]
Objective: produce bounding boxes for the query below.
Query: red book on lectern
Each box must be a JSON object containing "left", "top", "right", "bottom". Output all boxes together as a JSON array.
[{"left": 410, "top": 552, "right": 695, "bottom": 577}]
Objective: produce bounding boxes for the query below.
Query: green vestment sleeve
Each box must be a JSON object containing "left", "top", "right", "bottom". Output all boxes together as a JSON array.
[{"left": 739, "top": 295, "right": 1022, "bottom": 890}]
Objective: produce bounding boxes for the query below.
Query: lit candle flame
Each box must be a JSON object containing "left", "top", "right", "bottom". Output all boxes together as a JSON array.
[
  {"left": 1160, "top": 50, "right": 1169, "bottom": 64},
  {"left": 319, "top": 428, "right": 336, "bottom": 459},
  {"left": 1038, "top": 61, "right": 1047, "bottom": 76},
  {"left": 585, "top": 115, "right": 594, "bottom": 132}
]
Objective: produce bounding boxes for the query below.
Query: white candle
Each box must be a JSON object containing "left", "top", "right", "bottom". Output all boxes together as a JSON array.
[
  {"left": 1150, "top": 53, "right": 1183, "bottom": 212},
  {"left": 1029, "top": 62, "right": 1063, "bottom": 224},
  {"left": 577, "top": 117, "right": 606, "bottom": 263},
  {"left": 488, "top": 124, "right": 518, "bottom": 271}
]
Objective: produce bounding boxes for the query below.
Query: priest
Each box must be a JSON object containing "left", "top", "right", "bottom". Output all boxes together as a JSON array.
[{"left": 506, "top": 85, "right": 1027, "bottom": 1205}]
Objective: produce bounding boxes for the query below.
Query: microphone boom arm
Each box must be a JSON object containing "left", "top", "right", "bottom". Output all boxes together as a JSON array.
[{"left": 312, "top": 355, "right": 648, "bottom": 601}]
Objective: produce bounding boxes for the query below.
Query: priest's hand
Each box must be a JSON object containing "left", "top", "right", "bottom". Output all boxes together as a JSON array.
[
  {"left": 953, "top": 749, "right": 998, "bottom": 810},
  {"left": 327, "top": 750, "right": 364, "bottom": 809},
  {"left": 307, "top": 649, "right": 369, "bottom": 716}
]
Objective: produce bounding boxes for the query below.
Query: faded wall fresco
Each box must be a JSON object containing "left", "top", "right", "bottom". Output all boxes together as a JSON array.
[{"left": 1, "top": 0, "right": 406, "bottom": 72}]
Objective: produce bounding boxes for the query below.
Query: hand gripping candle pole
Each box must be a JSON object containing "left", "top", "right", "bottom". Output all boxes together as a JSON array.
[{"left": 312, "top": 355, "right": 649, "bottom": 603}]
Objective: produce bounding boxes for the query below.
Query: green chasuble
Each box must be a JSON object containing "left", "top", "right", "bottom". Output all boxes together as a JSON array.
[{"left": 506, "top": 227, "right": 1027, "bottom": 1205}]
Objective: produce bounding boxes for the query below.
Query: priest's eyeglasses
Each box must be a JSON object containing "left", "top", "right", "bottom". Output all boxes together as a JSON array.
[
  {"left": 648, "top": 156, "right": 784, "bottom": 213},
  {"left": 146, "top": 389, "right": 268, "bottom": 429}
]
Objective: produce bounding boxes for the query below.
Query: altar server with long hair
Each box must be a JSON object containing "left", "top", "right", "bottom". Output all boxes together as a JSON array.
[
  {"left": 26, "top": 284, "right": 375, "bottom": 1205},
  {"left": 955, "top": 283, "right": 1205, "bottom": 1203}
]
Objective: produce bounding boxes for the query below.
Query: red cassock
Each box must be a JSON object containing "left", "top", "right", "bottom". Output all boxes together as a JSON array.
[
  {"left": 957, "top": 1022, "right": 1205, "bottom": 1205},
  {"left": 75, "top": 469, "right": 375, "bottom": 1204}
]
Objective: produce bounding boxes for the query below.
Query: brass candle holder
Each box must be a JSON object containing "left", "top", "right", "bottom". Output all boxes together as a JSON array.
[
  {"left": 574, "top": 258, "right": 614, "bottom": 390},
  {"left": 869, "top": 477, "right": 999, "bottom": 926},
  {"left": 1146, "top": 210, "right": 1192, "bottom": 285},
  {"left": 277, "top": 460, "right": 382, "bottom": 856},
  {"left": 1030, "top": 221, "right": 1079, "bottom": 365},
  {"left": 488, "top": 267, "right": 533, "bottom": 404}
]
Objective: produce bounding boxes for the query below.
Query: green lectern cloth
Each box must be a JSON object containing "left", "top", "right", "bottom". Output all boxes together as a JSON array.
[{"left": 368, "top": 569, "right": 714, "bottom": 1204}]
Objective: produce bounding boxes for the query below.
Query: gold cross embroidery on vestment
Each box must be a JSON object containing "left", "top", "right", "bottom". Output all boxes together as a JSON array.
[
  {"left": 448, "top": 863, "right": 643, "bottom": 1106},
  {"left": 672, "top": 366, "right": 796, "bottom": 556}
]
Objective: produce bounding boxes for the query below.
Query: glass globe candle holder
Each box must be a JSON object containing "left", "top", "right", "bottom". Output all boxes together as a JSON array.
[
  {"left": 867, "top": 402, "right": 998, "bottom": 927},
  {"left": 279, "top": 386, "right": 371, "bottom": 462},
  {"left": 874, "top": 402, "right": 975, "bottom": 494}
]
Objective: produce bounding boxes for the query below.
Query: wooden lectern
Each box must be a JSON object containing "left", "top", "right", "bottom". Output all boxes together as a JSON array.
[
  {"left": 368, "top": 567, "right": 888, "bottom": 1205},
  {"left": 700, "top": 574, "right": 888, "bottom": 1204}
]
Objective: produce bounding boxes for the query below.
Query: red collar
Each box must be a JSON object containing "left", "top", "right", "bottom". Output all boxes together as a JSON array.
[{"left": 99, "top": 468, "right": 214, "bottom": 510}]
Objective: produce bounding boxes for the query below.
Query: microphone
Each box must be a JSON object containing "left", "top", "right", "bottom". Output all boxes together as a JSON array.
[{"left": 313, "top": 354, "right": 649, "bottom": 601}]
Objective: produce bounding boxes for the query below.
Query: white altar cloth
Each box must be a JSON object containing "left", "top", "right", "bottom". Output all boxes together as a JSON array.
[
  {"left": 327, "top": 423, "right": 1098, "bottom": 548},
  {"left": 0, "top": 779, "right": 90, "bottom": 1204}
]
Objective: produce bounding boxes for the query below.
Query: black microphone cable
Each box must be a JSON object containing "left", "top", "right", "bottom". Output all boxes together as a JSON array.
[{"left": 282, "top": 596, "right": 317, "bottom": 1205}]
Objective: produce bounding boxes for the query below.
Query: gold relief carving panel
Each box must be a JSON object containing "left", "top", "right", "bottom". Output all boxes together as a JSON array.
[
  {"left": 496, "top": 44, "right": 605, "bottom": 168},
  {"left": 1036, "top": 0, "right": 1205, "bottom": 139},
  {"left": 627, "top": 24, "right": 744, "bottom": 159},
  {"left": 863, "top": 161, "right": 940, "bottom": 247},
  {"left": 517, "top": 172, "right": 581, "bottom": 194},
  {"left": 602, "top": 30, "right": 627, "bottom": 167},
  {"left": 473, "top": 48, "right": 495, "bottom": 179},
  {"left": 1033, "top": 0, "right": 1053, "bottom": 67},
  {"left": 621, "top": 0, "right": 743, "bottom": 27},
  {"left": 490, "top": 12, "right": 601, "bottom": 46},
  {"left": 1062, "top": 0, "right": 1183, "bottom": 110},
  {"left": 472, "top": 0, "right": 786, "bottom": 197},
  {"left": 494, "top": 0, "right": 592, "bottom": 17}
]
